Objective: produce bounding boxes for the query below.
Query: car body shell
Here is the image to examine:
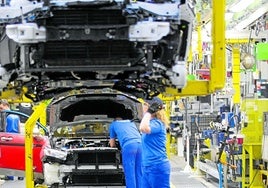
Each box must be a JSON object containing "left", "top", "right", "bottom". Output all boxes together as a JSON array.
[{"left": 0, "top": 88, "right": 143, "bottom": 187}]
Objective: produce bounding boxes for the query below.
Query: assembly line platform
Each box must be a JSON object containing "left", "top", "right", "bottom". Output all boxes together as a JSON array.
[{"left": 0, "top": 155, "right": 218, "bottom": 188}]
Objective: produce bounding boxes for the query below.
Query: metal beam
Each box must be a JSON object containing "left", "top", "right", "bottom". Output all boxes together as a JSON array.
[
  {"left": 232, "top": 47, "right": 241, "bottom": 104},
  {"left": 164, "top": 0, "right": 226, "bottom": 97},
  {"left": 25, "top": 100, "right": 51, "bottom": 188},
  {"left": 209, "top": 0, "right": 226, "bottom": 92}
]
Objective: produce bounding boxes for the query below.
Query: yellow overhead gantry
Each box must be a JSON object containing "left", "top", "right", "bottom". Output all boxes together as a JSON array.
[
  {"left": 226, "top": 38, "right": 254, "bottom": 105},
  {"left": 165, "top": 0, "right": 226, "bottom": 98}
]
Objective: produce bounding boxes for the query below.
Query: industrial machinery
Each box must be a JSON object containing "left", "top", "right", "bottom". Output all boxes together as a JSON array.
[
  {"left": 261, "top": 111, "right": 268, "bottom": 186},
  {"left": 192, "top": 36, "right": 268, "bottom": 187},
  {"left": 0, "top": 0, "right": 229, "bottom": 187},
  {"left": 0, "top": 0, "right": 195, "bottom": 101},
  {"left": 0, "top": 88, "right": 145, "bottom": 187},
  {"left": 0, "top": 0, "right": 196, "bottom": 187}
]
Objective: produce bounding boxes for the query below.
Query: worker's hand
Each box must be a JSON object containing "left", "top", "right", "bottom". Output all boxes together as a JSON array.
[
  {"left": 147, "top": 102, "right": 162, "bottom": 114},
  {"left": 109, "top": 139, "right": 116, "bottom": 147}
]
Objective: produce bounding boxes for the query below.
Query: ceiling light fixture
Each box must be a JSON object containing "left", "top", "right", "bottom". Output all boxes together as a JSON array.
[
  {"left": 229, "top": 0, "right": 254, "bottom": 13},
  {"left": 225, "top": 12, "right": 234, "bottom": 20},
  {"left": 234, "top": 3, "right": 268, "bottom": 30}
]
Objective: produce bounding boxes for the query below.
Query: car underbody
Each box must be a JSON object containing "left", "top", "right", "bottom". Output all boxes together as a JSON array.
[{"left": 0, "top": 0, "right": 194, "bottom": 101}]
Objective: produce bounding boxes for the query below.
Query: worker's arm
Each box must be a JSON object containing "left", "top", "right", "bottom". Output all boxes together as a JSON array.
[
  {"left": 109, "top": 138, "right": 116, "bottom": 147},
  {"left": 140, "top": 112, "right": 151, "bottom": 133}
]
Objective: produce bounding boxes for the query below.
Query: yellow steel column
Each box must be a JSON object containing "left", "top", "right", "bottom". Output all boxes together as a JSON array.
[
  {"left": 25, "top": 100, "right": 51, "bottom": 188},
  {"left": 249, "top": 145, "right": 254, "bottom": 186},
  {"left": 209, "top": 0, "right": 226, "bottom": 92},
  {"left": 197, "top": 12, "right": 203, "bottom": 62},
  {"left": 187, "top": 45, "right": 193, "bottom": 63},
  {"left": 165, "top": 0, "right": 226, "bottom": 97},
  {"left": 160, "top": 95, "right": 173, "bottom": 159},
  {"left": 242, "top": 143, "right": 246, "bottom": 188},
  {"left": 38, "top": 108, "right": 47, "bottom": 128},
  {"left": 165, "top": 100, "right": 171, "bottom": 159},
  {"left": 232, "top": 46, "right": 241, "bottom": 104},
  {"left": 226, "top": 39, "right": 253, "bottom": 104}
]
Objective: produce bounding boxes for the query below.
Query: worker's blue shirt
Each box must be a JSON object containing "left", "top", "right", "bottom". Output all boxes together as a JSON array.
[
  {"left": 141, "top": 118, "right": 168, "bottom": 166},
  {"left": 6, "top": 114, "right": 20, "bottom": 133},
  {"left": 109, "top": 120, "right": 141, "bottom": 148}
]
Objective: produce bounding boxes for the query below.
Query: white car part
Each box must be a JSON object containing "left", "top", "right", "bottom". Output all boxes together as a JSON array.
[
  {"left": 44, "top": 148, "right": 67, "bottom": 161},
  {"left": 129, "top": 21, "right": 170, "bottom": 42},
  {"left": 135, "top": 1, "right": 180, "bottom": 17},
  {"left": 43, "top": 163, "right": 60, "bottom": 185},
  {"left": 0, "top": 67, "right": 10, "bottom": 90},
  {"left": 168, "top": 61, "right": 187, "bottom": 88},
  {"left": 6, "top": 23, "right": 46, "bottom": 43}
]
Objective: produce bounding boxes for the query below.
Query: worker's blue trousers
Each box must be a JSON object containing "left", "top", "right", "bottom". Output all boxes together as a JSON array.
[
  {"left": 122, "top": 142, "right": 142, "bottom": 188},
  {"left": 141, "top": 160, "right": 171, "bottom": 188}
]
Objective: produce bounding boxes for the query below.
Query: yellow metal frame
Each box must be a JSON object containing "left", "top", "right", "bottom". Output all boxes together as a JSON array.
[
  {"left": 241, "top": 99, "right": 268, "bottom": 187},
  {"left": 0, "top": 87, "right": 33, "bottom": 103},
  {"left": 226, "top": 38, "right": 256, "bottom": 105},
  {"left": 226, "top": 39, "right": 255, "bottom": 44},
  {"left": 165, "top": 0, "right": 226, "bottom": 97},
  {"left": 164, "top": 99, "right": 171, "bottom": 158},
  {"left": 196, "top": 12, "right": 203, "bottom": 62},
  {"left": 224, "top": 39, "right": 264, "bottom": 187},
  {"left": 25, "top": 100, "right": 51, "bottom": 188},
  {"left": 232, "top": 46, "right": 241, "bottom": 104}
]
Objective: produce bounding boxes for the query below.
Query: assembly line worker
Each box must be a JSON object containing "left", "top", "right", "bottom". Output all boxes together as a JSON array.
[
  {"left": 140, "top": 97, "right": 171, "bottom": 188},
  {"left": 0, "top": 99, "right": 23, "bottom": 181},
  {"left": 109, "top": 117, "right": 142, "bottom": 188},
  {"left": 0, "top": 99, "right": 20, "bottom": 133}
]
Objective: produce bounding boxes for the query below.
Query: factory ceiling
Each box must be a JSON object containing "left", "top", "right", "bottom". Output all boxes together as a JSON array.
[{"left": 195, "top": 0, "right": 268, "bottom": 39}]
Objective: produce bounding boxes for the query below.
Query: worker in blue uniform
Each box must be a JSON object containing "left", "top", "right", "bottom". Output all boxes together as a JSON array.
[
  {"left": 0, "top": 99, "right": 23, "bottom": 180},
  {"left": 0, "top": 99, "right": 21, "bottom": 133},
  {"left": 6, "top": 113, "right": 20, "bottom": 133},
  {"left": 140, "top": 97, "right": 171, "bottom": 188},
  {"left": 109, "top": 118, "right": 142, "bottom": 188}
]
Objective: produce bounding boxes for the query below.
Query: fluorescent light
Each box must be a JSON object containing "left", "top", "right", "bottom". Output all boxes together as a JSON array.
[
  {"left": 229, "top": 0, "right": 254, "bottom": 12},
  {"left": 225, "top": 12, "right": 234, "bottom": 20},
  {"left": 235, "top": 2, "right": 268, "bottom": 30}
]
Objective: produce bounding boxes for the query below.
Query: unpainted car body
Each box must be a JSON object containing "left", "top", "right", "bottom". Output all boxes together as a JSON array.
[
  {"left": 0, "top": 88, "right": 143, "bottom": 187},
  {"left": 0, "top": 0, "right": 195, "bottom": 101},
  {"left": 0, "top": 0, "right": 195, "bottom": 186},
  {"left": 42, "top": 87, "right": 143, "bottom": 186}
]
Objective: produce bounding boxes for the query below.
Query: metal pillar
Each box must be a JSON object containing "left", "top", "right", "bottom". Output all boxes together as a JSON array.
[
  {"left": 165, "top": 0, "right": 226, "bottom": 97},
  {"left": 232, "top": 47, "right": 241, "bottom": 104},
  {"left": 25, "top": 99, "right": 51, "bottom": 188},
  {"left": 197, "top": 12, "right": 203, "bottom": 62},
  {"left": 209, "top": 0, "right": 226, "bottom": 92},
  {"left": 183, "top": 98, "right": 192, "bottom": 173}
]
